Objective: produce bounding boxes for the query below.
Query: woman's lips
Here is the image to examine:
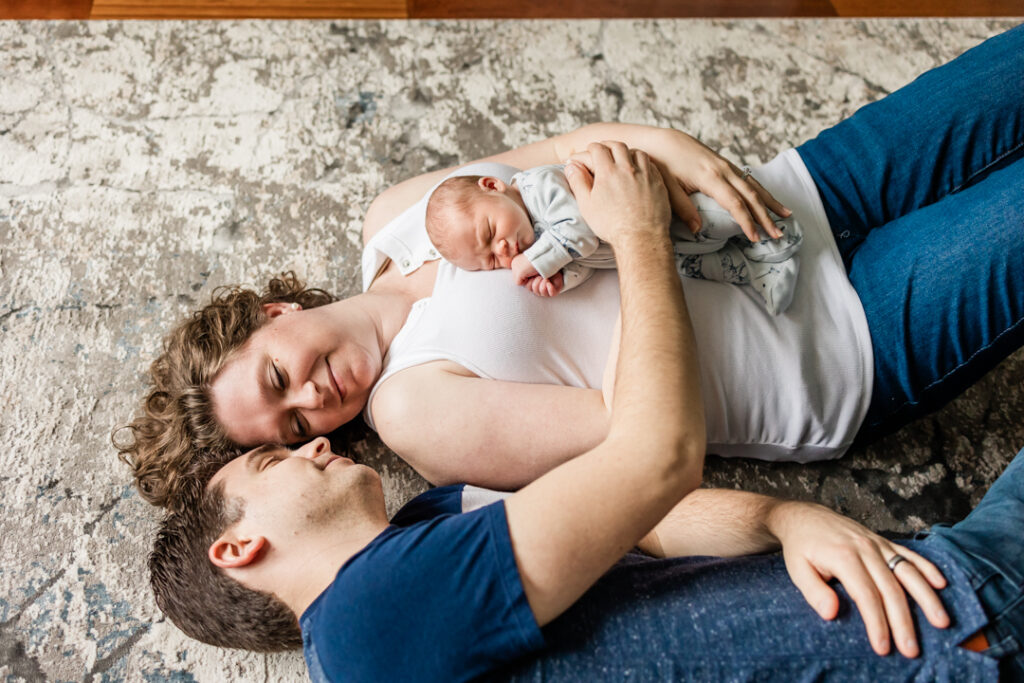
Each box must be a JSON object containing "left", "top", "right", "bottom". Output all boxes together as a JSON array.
[{"left": 326, "top": 358, "right": 346, "bottom": 402}]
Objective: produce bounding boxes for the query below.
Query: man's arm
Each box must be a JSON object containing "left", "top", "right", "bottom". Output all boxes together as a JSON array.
[
  {"left": 504, "top": 143, "right": 705, "bottom": 626},
  {"left": 636, "top": 487, "right": 953, "bottom": 659}
]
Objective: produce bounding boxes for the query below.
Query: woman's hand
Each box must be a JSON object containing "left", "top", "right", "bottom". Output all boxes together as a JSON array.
[
  {"left": 768, "top": 500, "right": 950, "bottom": 659},
  {"left": 568, "top": 131, "right": 790, "bottom": 242}
]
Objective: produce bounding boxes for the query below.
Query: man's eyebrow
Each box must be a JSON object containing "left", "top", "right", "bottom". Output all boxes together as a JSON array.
[{"left": 244, "top": 444, "right": 284, "bottom": 471}]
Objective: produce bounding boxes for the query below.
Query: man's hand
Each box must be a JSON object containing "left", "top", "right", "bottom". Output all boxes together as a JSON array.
[
  {"left": 769, "top": 500, "right": 949, "bottom": 659},
  {"left": 511, "top": 254, "right": 539, "bottom": 284},
  {"left": 564, "top": 142, "right": 671, "bottom": 247}
]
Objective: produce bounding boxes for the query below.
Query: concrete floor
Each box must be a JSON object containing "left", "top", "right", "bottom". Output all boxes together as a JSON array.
[{"left": 0, "top": 18, "right": 1021, "bottom": 681}]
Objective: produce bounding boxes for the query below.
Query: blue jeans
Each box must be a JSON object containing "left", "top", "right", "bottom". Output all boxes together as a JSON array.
[
  {"left": 924, "top": 448, "right": 1024, "bottom": 682},
  {"left": 797, "top": 24, "right": 1024, "bottom": 442}
]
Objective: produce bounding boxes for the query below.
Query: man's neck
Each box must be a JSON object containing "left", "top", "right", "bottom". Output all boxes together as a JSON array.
[{"left": 277, "top": 519, "right": 390, "bottom": 618}]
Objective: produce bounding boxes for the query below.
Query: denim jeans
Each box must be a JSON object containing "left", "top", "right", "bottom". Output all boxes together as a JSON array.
[
  {"left": 796, "top": 24, "right": 1024, "bottom": 442},
  {"left": 924, "top": 447, "right": 1024, "bottom": 682}
]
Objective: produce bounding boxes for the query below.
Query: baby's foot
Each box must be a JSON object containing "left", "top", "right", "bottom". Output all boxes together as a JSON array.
[
  {"left": 741, "top": 215, "right": 802, "bottom": 263},
  {"left": 676, "top": 242, "right": 750, "bottom": 285},
  {"left": 690, "top": 192, "right": 746, "bottom": 242},
  {"left": 746, "top": 256, "right": 799, "bottom": 315}
]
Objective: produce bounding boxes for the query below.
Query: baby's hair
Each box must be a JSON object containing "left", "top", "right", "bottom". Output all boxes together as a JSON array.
[{"left": 425, "top": 175, "right": 483, "bottom": 259}]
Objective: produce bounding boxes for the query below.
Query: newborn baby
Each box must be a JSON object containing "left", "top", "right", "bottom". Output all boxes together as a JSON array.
[{"left": 425, "top": 164, "right": 802, "bottom": 314}]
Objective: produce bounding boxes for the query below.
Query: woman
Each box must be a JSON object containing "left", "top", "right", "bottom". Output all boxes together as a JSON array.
[{"left": 118, "top": 25, "right": 1024, "bottom": 509}]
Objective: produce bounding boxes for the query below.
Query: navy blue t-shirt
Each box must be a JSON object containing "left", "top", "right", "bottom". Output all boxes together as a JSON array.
[
  {"left": 300, "top": 486, "right": 992, "bottom": 682},
  {"left": 300, "top": 485, "right": 544, "bottom": 683}
]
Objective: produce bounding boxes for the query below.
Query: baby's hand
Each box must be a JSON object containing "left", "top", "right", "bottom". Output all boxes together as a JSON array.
[
  {"left": 524, "top": 272, "right": 564, "bottom": 297},
  {"left": 511, "top": 254, "right": 539, "bottom": 285}
]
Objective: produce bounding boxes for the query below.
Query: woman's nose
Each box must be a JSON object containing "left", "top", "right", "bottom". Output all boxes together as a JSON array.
[{"left": 293, "top": 380, "right": 324, "bottom": 410}]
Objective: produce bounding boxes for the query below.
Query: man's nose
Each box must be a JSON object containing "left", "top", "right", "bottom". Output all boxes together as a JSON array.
[
  {"left": 292, "top": 380, "right": 324, "bottom": 410},
  {"left": 295, "top": 436, "right": 331, "bottom": 460}
]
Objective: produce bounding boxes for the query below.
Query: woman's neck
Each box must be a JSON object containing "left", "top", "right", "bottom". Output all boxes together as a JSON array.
[{"left": 363, "top": 259, "right": 438, "bottom": 345}]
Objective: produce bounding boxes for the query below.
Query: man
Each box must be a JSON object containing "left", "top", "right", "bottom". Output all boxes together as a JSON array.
[{"left": 150, "top": 145, "right": 1021, "bottom": 681}]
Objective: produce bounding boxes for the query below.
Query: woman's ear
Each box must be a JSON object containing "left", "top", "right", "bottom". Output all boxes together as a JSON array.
[
  {"left": 478, "top": 176, "right": 507, "bottom": 193},
  {"left": 262, "top": 302, "right": 301, "bottom": 318},
  {"left": 209, "top": 535, "right": 267, "bottom": 569}
]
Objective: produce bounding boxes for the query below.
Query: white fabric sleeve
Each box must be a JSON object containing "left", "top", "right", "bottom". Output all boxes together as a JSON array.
[
  {"left": 523, "top": 231, "right": 574, "bottom": 279},
  {"left": 558, "top": 262, "right": 595, "bottom": 293}
]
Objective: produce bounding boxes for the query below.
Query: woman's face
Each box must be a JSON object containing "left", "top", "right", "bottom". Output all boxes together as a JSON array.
[{"left": 209, "top": 302, "right": 380, "bottom": 446}]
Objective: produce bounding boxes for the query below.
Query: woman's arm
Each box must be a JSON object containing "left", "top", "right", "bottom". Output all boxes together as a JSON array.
[
  {"left": 637, "top": 488, "right": 951, "bottom": 659},
  {"left": 362, "top": 123, "right": 789, "bottom": 245},
  {"left": 370, "top": 361, "right": 611, "bottom": 489}
]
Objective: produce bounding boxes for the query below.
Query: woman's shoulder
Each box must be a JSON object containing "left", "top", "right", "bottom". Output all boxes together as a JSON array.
[
  {"left": 368, "top": 360, "right": 476, "bottom": 455},
  {"left": 373, "top": 360, "right": 476, "bottom": 412}
]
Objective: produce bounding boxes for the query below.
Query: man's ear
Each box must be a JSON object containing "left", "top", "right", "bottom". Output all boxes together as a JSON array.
[
  {"left": 209, "top": 534, "right": 267, "bottom": 569},
  {"left": 478, "top": 176, "right": 507, "bottom": 193},
  {"left": 262, "top": 302, "right": 301, "bottom": 318}
]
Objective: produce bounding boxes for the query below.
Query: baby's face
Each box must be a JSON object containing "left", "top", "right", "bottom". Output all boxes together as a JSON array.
[{"left": 445, "top": 188, "right": 535, "bottom": 271}]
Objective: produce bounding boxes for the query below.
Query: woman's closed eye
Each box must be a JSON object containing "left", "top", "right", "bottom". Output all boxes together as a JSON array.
[
  {"left": 271, "top": 361, "right": 286, "bottom": 391},
  {"left": 291, "top": 411, "right": 308, "bottom": 439}
]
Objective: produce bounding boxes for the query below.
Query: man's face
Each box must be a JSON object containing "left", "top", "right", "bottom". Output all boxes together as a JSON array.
[{"left": 209, "top": 438, "right": 383, "bottom": 537}]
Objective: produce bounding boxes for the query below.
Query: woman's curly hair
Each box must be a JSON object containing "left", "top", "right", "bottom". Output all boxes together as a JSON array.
[{"left": 114, "top": 272, "right": 336, "bottom": 511}]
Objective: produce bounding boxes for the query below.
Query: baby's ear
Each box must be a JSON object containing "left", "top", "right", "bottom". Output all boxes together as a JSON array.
[{"left": 478, "top": 176, "right": 507, "bottom": 193}]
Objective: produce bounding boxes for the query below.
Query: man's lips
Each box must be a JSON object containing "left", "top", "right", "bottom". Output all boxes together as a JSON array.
[{"left": 326, "top": 357, "right": 346, "bottom": 403}]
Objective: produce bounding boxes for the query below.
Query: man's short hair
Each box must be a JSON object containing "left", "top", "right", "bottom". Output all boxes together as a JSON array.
[
  {"left": 149, "top": 471, "right": 302, "bottom": 651},
  {"left": 425, "top": 175, "right": 483, "bottom": 258}
]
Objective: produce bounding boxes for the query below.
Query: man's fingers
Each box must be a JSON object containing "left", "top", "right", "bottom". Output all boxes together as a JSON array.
[
  {"left": 890, "top": 546, "right": 950, "bottom": 630},
  {"left": 787, "top": 556, "right": 840, "bottom": 620},
  {"left": 899, "top": 546, "right": 947, "bottom": 591},
  {"left": 833, "top": 559, "right": 892, "bottom": 655},
  {"left": 585, "top": 141, "right": 617, "bottom": 172},
  {"left": 630, "top": 148, "right": 654, "bottom": 176},
  {"left": 564, "top": 150, "right": 595, "bottom": 171},
  {"left": 600, "top": 140, "right": 632, "bottom": 166},
  {"left": 863, "top": 550, "right": 919, "bottom": 658}
]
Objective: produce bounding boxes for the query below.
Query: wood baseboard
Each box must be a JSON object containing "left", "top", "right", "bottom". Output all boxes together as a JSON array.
[
  {"left": 2, "top": 0, "right": 1022, "bottom": 20},
  {"left": 89, "top": 0, "right": 404, "bottom": 19}
]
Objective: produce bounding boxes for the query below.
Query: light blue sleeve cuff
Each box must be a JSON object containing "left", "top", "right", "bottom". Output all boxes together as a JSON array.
[{"left": 524, "top": 233, "right": 573, "bottom": 279}]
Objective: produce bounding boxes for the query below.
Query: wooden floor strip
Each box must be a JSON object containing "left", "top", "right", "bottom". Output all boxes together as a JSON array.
[
  {"left": 0, "top": 0, "right": 1021, "bottom": 21},
  {"left": 89, "top": 0, "right": 405, "bottom": 19}
]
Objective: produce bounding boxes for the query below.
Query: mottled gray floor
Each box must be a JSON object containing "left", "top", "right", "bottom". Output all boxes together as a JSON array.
[{"left": 1, "top": 18, "right": 1021, "bottom": 682}]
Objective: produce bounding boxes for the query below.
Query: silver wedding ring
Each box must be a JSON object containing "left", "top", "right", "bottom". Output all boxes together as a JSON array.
[
  {"left": 886, "top": 554, "right": 909, "bottom": 572},
  {"left": 740, "top": 165, "right": 753, "bottom": 180}
]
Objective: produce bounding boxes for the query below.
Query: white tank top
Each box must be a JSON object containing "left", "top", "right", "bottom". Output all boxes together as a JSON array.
[{"left": 363, "top": 152, "right": 874, "bottom": 462}]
